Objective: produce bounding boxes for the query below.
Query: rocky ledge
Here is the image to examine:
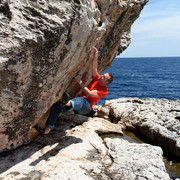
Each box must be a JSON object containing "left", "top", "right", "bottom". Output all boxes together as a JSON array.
[
  {"left": 0, "top": 98, "right": 178, "bottom": 180},
  {"left": 94, "top": 98, "right": 180, "bottom": 158}
]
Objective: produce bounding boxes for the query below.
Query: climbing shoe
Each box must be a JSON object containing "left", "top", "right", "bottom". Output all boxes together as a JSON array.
[
  {"left": 58, "top": 92, "right": 70, "bottom": 107},
  {"left": 34, "top": 125, "right": 45, "bottom": 135}
]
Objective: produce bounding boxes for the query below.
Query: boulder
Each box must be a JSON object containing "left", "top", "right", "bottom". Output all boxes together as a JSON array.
[
  {"left": 0, "top": 0, "right": 148, "bottom": 152},
  {"left": 94, "top": 98, "right": 180, "bottom": 158},
  {"left": 105, "top": 138, "right": 170, "bottom": 180}
]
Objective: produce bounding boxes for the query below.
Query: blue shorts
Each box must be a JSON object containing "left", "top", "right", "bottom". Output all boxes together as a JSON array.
[
  {"left": 70, "top": 97, "right": 90, "bottom": 115},
  {"left": 45, "top": 97, "right": 90, "bottom": 130}
]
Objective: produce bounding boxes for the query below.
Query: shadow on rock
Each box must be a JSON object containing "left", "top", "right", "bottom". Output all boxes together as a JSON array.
[
  {"left": 29, "top": 135, "right": 82, "bottom": 166},
  {"left": 0, "top": 112, "right": 88, "bottom": 174}
]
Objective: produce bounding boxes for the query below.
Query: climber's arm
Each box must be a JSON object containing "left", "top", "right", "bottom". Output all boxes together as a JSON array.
[
  {"left": 79, "top": 47, "right": 98, "bottom": 85},
  {"left": 91, "top": 47, "right": 98, "bottom": 77},
  {"left": 75, "top": 74, "right": 98, "bottom": 98}
]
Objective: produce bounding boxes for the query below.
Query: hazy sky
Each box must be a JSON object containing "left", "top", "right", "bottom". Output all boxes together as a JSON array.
[{"left": 120, "top": 0, "right": 180, "bottom": 57}]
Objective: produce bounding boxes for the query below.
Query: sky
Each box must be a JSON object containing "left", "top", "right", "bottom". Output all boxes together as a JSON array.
[{"left": 120, "top": 0, "right": 180, "bottom": 57}]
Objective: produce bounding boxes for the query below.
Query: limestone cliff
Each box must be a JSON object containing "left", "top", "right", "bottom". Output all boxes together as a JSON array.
[{"left": 0, "top": 0, "right": 148, "bottom": 152}]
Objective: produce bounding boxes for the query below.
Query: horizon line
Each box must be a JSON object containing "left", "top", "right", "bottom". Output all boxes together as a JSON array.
[{"left": 116, "top": 56, "right": 180, "bottom": 58}]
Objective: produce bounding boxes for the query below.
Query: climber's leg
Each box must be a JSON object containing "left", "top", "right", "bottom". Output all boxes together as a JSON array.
[
  {"left": 44, "top": 92, "right": 70, "bottom": 134},
  {"left": 45, "top": 103, "right": 67, "bottom": 132}
]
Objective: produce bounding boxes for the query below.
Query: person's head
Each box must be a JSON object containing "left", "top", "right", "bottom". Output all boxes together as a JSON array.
[{"left": 99, "top": 73, "right": 113, "bottom": 86}]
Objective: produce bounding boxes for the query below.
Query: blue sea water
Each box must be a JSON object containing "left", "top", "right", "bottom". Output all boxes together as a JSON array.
[{"left": 97, "top": 57, "right": 180, "bottom": 105}]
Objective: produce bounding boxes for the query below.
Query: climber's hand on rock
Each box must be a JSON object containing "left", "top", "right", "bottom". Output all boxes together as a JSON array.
[
  {"left": 90, "top": 47, "right": 98, "bottom": 60},
  {"left": 75, "top": 74, "right": 83, "bottom": 84},
  {"left": 92, "top": 47, "right": 98, "bottom": 56}
]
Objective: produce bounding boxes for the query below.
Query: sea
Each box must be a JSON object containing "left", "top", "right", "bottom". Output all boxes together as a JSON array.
[
  {"left": 98, "top": 57, "right": 180, "bottom": 178},
  {"left": 97, "top": 56, "right": 180, "bottom": 105}
]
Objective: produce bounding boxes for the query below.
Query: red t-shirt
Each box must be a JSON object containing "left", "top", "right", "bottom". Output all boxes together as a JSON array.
[{"left": 77, "top": 73, "right": 108, "bottom": 110}]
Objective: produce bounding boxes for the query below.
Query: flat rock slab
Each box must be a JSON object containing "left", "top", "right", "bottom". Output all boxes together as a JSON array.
[
  {"left": 94, "top": 98, "right": 180, "bottom": 158},
  {"left": 0, "top": 112, "right": 170, "bottom": 180},
  {"left": 0, "top": 113, "right": 121, "bottom": 179},
  {"left": 105, "top": 138, "right": 170, "bottom": 180}
]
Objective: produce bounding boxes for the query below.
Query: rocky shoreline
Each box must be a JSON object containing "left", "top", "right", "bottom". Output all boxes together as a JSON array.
[
  {"left": 0, "top": 98, "right": 179, "bottom": 179},
  {"left": 94, "top": 98, "right": 180, "bottom": 159}
]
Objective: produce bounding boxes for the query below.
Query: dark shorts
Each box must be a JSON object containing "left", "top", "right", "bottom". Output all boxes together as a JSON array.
[{"left": 70, "top": 97, "right": 90, "bottom": 115}]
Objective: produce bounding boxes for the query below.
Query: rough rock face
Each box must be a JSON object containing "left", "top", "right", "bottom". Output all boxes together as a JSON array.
[
  {"left": 0, "top": 112, "right": 170, "bottom": 180},
  {"left": 0, "top": 0, "right": 148, "bottom": 152},
  {"left": 94, "top": 98, "right": 180, "bottom": 158},
  {"left": 105, "top": 138, "right": 170, "bottom": 180}
]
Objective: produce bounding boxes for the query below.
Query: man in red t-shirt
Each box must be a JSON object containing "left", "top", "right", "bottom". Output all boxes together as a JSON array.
[
  {"left": 76, "top": 47, "right": 113, "bottom": 109},
  {"left": 77, "top": 73, "right": 108, "bottom": 110},
  {"left": 44, "top": 47, "right": 113, "bottom": 134}
]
